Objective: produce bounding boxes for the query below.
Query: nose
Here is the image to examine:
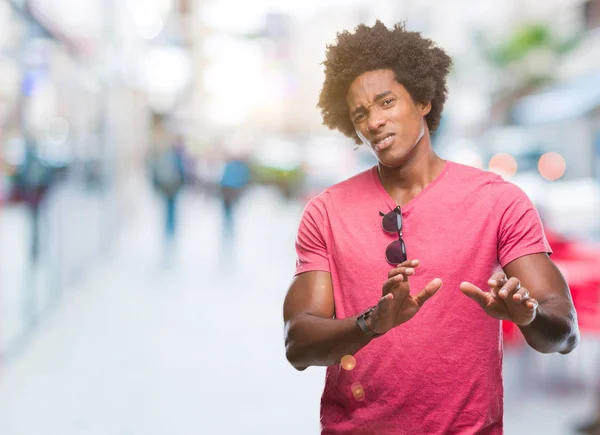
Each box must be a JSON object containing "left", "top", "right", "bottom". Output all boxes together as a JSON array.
[{"left": 367, "top": 109, "right": 386, "bottom": 133}]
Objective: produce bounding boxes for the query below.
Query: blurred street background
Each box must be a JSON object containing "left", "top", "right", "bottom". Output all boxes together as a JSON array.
[{"left": 0, "top": 0, "right": 600, "bottom": 434}]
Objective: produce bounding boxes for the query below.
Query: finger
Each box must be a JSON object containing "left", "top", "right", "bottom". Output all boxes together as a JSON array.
[
  {"left": 487, "top": 272, "right": 507, "bottom": 298},
  {"left": 396, "top": 259, "right": 419, "bottom": 267},
  {"left": 376, "top": 292, "right": 394, "bottom": 312},
  {"left": 382, "top": 276, "right": 399, "bottom": 295},
  {"left": 414, "top": 278, "right": 443, "bottom": 307},
  {"left": 388, "top": 261, "right": 419, "bottom": 279},
  {"left": 498, "top": 277, "right": 521, "bottom": 300},
  {"left": 391, "top": 274, "right": 411, "bottom": 299},
  {"left": 383, "top": 272, "right": 411, "bottom": 295},
  {"left": 524, "top": 297, "right": 538, "bottom": 311},
  {"left": 388, "top": 266, "right": 416, "bottom": 280},
  {"left": 460, "top": 282, "right": 492, "bottom": 308},
  {"left": 488, "top": 284, "right": 499, "bottom": 299},
  {"left": 512, "top": 287, "right": 530, "bottom": 303},
  {"left": 487, "top": 271, "right": 507, "bottom": 288}
]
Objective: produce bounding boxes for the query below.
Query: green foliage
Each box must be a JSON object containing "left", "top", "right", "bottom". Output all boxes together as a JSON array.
[
  {"left": 477, "top": 23, "right": 581, "bottom": 68},
  {"left": 249, "top": 161, "right": 305, "bottom": 186}
]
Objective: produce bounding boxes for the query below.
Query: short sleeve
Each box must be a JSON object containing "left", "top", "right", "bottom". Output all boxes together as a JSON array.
[
  {"left": 494, "top": 179, "right": 552, "bottom": 268},
  {"left": 295, "top": 196, "right": 330, "bottom": 275}
]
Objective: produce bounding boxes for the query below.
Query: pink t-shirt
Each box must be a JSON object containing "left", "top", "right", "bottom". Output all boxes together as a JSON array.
[{"left": 294, "top": 160, "right": 552, "bottom": 435}]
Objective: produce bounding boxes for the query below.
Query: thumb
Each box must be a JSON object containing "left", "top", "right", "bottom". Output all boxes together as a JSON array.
[
  {"left": 460, "top": 282, "right": 491, "bottom": 308},
  {"left": 413, "top": 278, "right": 443, "bottom": 307}
]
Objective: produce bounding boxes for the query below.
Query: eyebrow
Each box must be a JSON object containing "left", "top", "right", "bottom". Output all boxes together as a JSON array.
[{"left": 350, "top": 91, "right": 393, "bottom": 118}]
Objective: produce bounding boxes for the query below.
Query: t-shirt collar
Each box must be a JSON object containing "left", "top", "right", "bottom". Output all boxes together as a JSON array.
[{"left": 370, "top": 160, "right": 452, "bottom": 214}]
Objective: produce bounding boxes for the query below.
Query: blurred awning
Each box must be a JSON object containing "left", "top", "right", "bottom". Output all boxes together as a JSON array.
[{"left": 511, "top": 72, "right": 600, "bottom": 125}]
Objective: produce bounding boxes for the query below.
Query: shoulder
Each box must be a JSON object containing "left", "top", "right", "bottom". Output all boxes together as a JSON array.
[
  {"left": 304, "top": 167, "right": 374, "bottom": 208},
  {"left": 302, "top": 190, "right": 329, "bottom": 217},
  {"left": 447, "top": 161, "right": 501, "bottom": 187},
  {"left": 449, "top": 161, "right": 527, "bottom": 193},
  {"left": 446, "top": 161, "right": 531, "bottom": 204},
  {"left": 482, "top": 172, "right": 534, "bottom": 208},
  {"left": 323, "top": 167, "right": 374, "bottom": 200}
]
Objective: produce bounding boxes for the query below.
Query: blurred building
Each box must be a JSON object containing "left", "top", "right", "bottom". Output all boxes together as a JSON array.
[
  {"left": 0, "top": 0, "right": 186, "bottom": 360},
  {"left": 509, "top": 0, "right": 600, "bottom": 179}
]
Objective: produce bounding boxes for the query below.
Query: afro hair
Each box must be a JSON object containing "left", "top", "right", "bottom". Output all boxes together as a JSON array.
[{"left": 317, "top": 21, "right": 452, "bottom": 144}]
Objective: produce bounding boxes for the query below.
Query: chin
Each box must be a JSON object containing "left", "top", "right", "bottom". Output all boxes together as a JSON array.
[{"left": 375, "top": 148, "right": 410, "bottom": 168}]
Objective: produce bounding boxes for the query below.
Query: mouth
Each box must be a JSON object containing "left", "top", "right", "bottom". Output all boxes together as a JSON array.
[{"left": 372, "top": 133, "right": 395, "bottom": 151}]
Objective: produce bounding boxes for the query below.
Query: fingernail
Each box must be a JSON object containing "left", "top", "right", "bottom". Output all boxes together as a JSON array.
[
  {"left": 488, "top": 280, "right": 497, "bottom": 286},
  {"left": 406, "top": 268, "right": 414, "bottom": 274}
]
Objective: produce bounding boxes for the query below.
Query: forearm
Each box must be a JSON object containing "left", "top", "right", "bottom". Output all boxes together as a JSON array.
[
  {"left": 284, "top": 313, "right": 372, "bottom": 371},
  {"left": 519, "top": 298, "right": 580, "bottom": 354}
]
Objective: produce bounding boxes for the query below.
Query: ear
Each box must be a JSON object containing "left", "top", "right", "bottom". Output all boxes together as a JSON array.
[{"left": 421, "top": 102, "right": 432, "bottom": 116}]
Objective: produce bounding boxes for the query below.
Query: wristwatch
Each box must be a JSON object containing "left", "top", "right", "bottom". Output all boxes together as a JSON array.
[{"left": 357, "top": 307, "right": 382, "bottom": 338}]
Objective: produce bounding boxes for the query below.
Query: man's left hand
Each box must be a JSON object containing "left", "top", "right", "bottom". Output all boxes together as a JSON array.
[{"left": 460, "top": 271, "right": 538, "bottom": 326}]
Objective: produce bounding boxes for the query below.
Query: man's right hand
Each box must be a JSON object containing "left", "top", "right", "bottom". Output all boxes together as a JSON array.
[{"left": 367, "top": 259, "right": 443, "bottom": 335}]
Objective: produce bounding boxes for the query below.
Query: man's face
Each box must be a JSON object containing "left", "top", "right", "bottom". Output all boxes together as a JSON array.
[{"left": 346, "top": 69, "right": 430, "bottom": 167}]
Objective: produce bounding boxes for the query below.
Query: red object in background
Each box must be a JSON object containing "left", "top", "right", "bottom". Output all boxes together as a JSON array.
[
  {"left": 547, "top": 229, "right": 600, "bottom": 334},
  {"left": 503, "top": 229, "right": 600, "bottom": 347}
]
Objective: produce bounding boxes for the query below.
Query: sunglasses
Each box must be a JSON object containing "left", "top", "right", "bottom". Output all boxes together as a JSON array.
[{"left": 379, "top": 206, "right": 407, "bottom": 265}]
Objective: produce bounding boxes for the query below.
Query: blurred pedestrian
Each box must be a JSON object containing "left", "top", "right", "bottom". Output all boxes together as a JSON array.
[
  {"left": 13, "top": 139, "right": 53, "bottom": 263},
  {"left": 219, "top": 155, "right": 251, "bottom": 240},
  {"left": 151, "top": 135, "right": 186, "bottom": 253},
  {"left": 282, "top": 21, "right": 579, "bottom": 435}
]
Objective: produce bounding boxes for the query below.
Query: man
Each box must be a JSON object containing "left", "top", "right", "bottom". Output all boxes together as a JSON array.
[{"left": 283, "top": 21, "right": 579, "bottom": 434}]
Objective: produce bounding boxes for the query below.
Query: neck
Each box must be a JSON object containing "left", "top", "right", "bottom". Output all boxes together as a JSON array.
[{"left": 376, "top": 130, "right": 446, "bottom": 205}]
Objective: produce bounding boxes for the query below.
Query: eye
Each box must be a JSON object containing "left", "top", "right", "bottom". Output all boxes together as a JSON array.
[
  {"left": 353, "top": 113, "right": 365, "bottom": 122},
  {"left": 382, "top": 98, "right": 394, "bottom": 106}
]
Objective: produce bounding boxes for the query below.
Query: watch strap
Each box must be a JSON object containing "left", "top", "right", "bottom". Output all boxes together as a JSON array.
[{"left": 357, "top": 307, "right": 381, "bottom": 338}]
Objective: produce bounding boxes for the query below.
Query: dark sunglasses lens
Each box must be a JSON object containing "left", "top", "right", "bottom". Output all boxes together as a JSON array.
[
  {"left": 382, "top": 210, "right": 402, "bottom": 233},
  {"left": 386, "top": 239, "right": 407, "bottom": 265}
]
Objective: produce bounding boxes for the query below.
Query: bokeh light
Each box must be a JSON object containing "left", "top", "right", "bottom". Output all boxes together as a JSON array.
[
  {"left": 45, "top": 116, "right": 70, "bottom": 145},
  {"left": 538, "top": 152, "right": 566, "bottom": 181},
  {"left": 340, "top": 355, "right": 356, "bottom": 371},
  {"left": 351, "top": 382, "right": 365, "bottom": 402},
  {"left": 488, "top": 153, "right": 518, "bottom": 179}
]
